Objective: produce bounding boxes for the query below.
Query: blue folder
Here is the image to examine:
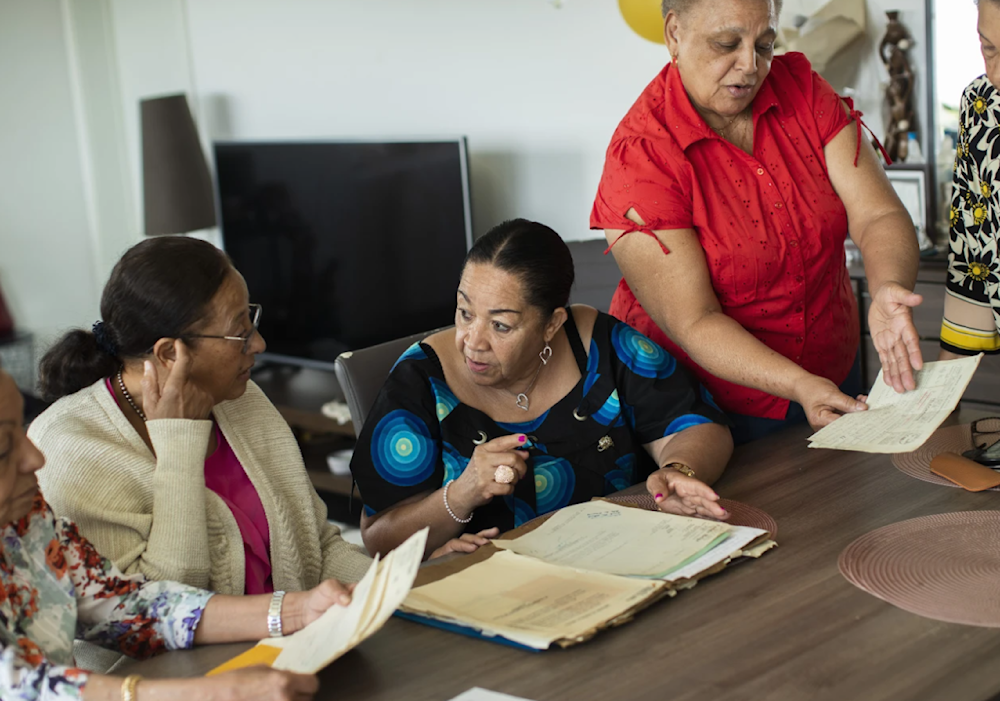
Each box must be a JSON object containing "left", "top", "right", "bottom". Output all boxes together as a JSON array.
[{"left": 393, "top": 610, "right": 543, "bottom": 652}]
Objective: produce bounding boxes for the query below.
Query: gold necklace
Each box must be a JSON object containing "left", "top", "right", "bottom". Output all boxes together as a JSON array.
[{"left": 710, "top": 109, "right": 750, "bottom": 138}]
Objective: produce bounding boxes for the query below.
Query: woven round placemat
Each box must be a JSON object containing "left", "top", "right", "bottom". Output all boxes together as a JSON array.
[
  {"left": 839, "top": 511, "right": 1000, "bottom": 627},
  {"left": 602, "top": 493, "right": 778, "bottom": 536},
  {"left": 891, "top": 422, "right": 1000, "bottom": 491}
]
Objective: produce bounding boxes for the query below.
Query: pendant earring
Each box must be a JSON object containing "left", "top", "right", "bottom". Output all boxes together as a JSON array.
[{"left": 539, "top": 343, "right": 552, "bottom": 365}]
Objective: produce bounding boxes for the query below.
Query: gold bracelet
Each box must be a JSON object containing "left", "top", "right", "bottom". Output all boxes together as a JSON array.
[
  {"left": 121, "top": 674, "right": 143, "bottom": 701},
  {"left": 664, "top": 462, "right": 696, "bottom": 478}
]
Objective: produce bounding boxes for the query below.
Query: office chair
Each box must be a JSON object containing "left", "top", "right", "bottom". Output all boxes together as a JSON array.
[{"left": 334, "top": 327, "right": 447, "bottom": 436}]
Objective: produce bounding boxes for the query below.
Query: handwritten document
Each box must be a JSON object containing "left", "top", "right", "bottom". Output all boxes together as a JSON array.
[
  {"left": 401, "top": 549, "right": 666, "bottom": 649},
  {"left": 808, "top": 355, "right": 982, "bottom": 453},
  {"left": 492, "top": 501, "right": 732, "bottom": 578},
  {"left": 209, "top": 528, "right": 428, "bottom": 676}
]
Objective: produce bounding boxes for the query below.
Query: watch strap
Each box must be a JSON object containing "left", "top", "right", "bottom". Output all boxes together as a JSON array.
[{"left": 267, "top": 590, "right": 286, "bottom": 638}]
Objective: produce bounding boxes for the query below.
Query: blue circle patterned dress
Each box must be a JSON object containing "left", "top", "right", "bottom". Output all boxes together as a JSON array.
[{"left": 350, "top": 310, "right": 729, "bottom": 532}]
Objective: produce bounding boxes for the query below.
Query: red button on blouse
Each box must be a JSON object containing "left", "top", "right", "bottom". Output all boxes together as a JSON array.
[{"left": 591, "top": 53, "right": 860, "bottom": 420}]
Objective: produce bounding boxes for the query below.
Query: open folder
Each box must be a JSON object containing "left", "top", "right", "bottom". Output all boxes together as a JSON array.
[
  {"left": 208, "top": 527, "right": 428, "bottom": 676},
  {"left": 399, "top": 501, "right": 775, "bottom": 650}
]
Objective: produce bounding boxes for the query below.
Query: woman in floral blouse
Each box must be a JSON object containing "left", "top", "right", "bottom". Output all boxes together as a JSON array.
[{"left": 0, "top": 363, "right": 353, "bottom": 701}]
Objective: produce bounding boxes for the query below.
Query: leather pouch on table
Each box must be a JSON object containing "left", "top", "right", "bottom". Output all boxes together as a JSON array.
[{"left": 930, "top": 452, "right": 1000, "bottom": 492}]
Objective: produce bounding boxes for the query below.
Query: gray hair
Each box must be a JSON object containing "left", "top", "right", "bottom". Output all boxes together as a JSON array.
[{"left": 661, "top": 0, "right": 783, "bottom": 18}]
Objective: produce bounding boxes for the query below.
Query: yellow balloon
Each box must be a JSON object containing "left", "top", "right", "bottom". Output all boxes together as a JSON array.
[{"left": 618, "top": 0, "right": 665, "bottom": 44}]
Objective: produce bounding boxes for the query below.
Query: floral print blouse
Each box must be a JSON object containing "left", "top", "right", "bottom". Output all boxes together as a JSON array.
[
  {"left": 0, "top": 493, "right": 213, "bottom": 700},
  {"left": 942, "top": 75, "right": 1000, "bottom": 354}
]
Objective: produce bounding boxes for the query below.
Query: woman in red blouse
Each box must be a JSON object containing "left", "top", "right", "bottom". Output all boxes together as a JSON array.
[{"left": 592, "top": 0, "right": 923, "bottom": 442}]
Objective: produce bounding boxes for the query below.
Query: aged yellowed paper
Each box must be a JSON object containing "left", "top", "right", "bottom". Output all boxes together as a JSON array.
[
  {"left": 492, "top": 501, "right": 731, "bottom": 578},
  {"left": 401, "top": 550, "right": 666, "bottom": 649},
  {"left": 808, "top": 355, "right": 982, "bottom": 453},
  {"left": 210, "top": 528, "right": 427, "bottom": 675}
]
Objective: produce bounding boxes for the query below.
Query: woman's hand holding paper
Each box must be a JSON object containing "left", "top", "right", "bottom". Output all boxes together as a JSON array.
[{"left": 280, "top": 579, "right": 357, "bottom": 634}]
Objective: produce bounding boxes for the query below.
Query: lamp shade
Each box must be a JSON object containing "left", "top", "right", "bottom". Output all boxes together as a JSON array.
[
  {"left": 0, "top": 283, "right": 13, "bottom": 339},
  {"left": 140, "top": 93, "right": 217, "bottom": 235}
]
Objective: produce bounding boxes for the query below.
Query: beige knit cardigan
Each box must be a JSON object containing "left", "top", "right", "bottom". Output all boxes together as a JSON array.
[{"left": 30, "top": 379, "right": 372, "bottom": 595}]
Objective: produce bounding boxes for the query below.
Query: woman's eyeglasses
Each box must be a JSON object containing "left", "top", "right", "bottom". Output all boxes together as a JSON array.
[
  {"left": 962, "top": 417, "right": 1000, "bottom": 466},
  {"left": 186, "top": 304, "right": 262, "bottom": 354}
]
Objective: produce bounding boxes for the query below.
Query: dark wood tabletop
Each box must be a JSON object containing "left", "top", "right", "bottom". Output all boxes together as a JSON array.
[{"left": 121, "top": 410, "right": 1000, "bottom": 701}]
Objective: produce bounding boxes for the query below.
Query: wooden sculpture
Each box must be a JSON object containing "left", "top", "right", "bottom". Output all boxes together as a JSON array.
[{"left": 879, "top": 11, "right": 916, "bottom": 162}]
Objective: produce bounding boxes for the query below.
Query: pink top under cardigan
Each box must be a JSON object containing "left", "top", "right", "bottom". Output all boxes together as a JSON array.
[{"left": 104, "top": 378, "right": 273, "bottom": 594}]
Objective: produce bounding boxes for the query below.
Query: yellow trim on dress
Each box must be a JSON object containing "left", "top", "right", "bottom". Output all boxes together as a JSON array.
[{"left": 941, "top": 319, "right": 1000, "bottom": 351}]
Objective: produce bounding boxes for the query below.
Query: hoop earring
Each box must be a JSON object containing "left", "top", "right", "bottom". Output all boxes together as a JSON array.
[{"left": 539, "top": 343, "right": 553, "bottom": 365}]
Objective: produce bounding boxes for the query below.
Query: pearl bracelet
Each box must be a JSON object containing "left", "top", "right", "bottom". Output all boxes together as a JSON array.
[{"left": 442, "top": 480, "right": 473, "bottom": 524}]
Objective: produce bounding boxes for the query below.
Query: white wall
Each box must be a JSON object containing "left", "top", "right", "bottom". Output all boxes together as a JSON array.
[
  {"left": 813, "top": 0, "right": 930, "bottom": 158},
  {"left": 2, "top": 0, "right": 940, "bottom": 354},
  {"left": 110, "top": 0, "right": 939, "bottom": 243},
  {"left": 119, "top": 0, "right": 673, "bottom": 243},
  {"left": 0, "top": 1, "right": 102, "bottom": 351}
]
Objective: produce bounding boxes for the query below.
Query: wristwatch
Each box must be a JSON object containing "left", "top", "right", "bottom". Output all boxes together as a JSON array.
[
  {"left": 267, "top": 590, "right": 286, "bottom": 638},
  {"left": 664, "top": 461, "right": 696, "bottom": 478}
]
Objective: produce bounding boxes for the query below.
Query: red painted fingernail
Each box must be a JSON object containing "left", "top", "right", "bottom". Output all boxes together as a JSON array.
[
  {"left": 654, "top": 493, "right": 664, "bottom": 500},
  {"left": 518, "top": 434, "right": 526, "bottom": 443}
]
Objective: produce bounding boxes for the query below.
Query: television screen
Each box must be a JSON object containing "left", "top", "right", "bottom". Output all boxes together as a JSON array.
[{"left": 214, "top": 139, "right": 472, "bottom": 368}]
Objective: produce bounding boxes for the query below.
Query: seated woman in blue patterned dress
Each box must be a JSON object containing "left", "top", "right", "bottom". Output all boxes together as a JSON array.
[{"left": 352, "top": 219, "right": 734, "bottom": 557}]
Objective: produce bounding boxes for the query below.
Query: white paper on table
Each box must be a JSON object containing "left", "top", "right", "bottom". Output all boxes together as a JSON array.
[
  {"left": 492, "top": 501, "right": 731, "bottom": 578},
  {"left": 807, "top": 355, "right": 982, "bottom": 453},
  {"left": 448, "top": 688, "right": 536, "bottom": 701}
]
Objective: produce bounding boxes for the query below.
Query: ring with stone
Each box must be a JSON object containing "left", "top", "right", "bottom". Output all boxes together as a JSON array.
[{"left": 494, "top": 464, "right": 516, "bottom": 484}]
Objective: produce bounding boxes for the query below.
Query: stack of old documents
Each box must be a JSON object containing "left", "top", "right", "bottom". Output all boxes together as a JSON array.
[{"left": 399, "top": 501, "right": 775, "bottom": 649}]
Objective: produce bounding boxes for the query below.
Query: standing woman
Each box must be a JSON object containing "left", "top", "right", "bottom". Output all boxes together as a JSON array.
[
  {"left": 939, "top": 0, "right": 1000, "bottom": 359},
  {"left": 29, "top": 237, "right": 371, "bottom": 667},
  {"left": 592, "top": 0, "right": 924, "bottom": 442}
]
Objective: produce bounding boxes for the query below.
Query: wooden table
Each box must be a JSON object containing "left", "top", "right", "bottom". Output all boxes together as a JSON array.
[{"left": 122, "top": 412, "right": 1000, "bottom": 701}]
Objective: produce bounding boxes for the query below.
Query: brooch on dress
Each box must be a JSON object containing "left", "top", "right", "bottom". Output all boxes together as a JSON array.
[{"left": 597, "top": 435, "right": 614, "bottom": 452}]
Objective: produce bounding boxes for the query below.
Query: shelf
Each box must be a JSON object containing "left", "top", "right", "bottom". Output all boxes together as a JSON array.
[
  {"left": 306, "top": 467, "right": 357, "bottom": 497},
  {"left": 274, "top": 404, "right": 354, "bottom": 438}
]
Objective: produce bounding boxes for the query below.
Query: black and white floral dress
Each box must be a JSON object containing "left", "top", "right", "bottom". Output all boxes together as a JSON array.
[{"left": 942, "top": 75, "right": 1000, "bottom": 354}]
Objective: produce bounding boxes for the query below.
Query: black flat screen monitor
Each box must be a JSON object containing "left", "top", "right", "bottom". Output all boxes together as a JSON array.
[{"left": 214, "top": 139, "right": 472, "bottom": 369}]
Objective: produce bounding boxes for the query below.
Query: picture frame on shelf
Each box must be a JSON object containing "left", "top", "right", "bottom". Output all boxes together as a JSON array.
[{"left": 886, "top": 166, "right": 935, "bottom": 252}]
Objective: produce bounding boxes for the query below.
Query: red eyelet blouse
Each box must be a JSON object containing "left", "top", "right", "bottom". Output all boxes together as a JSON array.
[{"left": 591, "top": 52, "right": 864, "bottom": 420}]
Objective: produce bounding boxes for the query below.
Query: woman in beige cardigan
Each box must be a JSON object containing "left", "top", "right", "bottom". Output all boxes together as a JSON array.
[{"left": 32, "top": 237, "right": 372, "bottom": 597}]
